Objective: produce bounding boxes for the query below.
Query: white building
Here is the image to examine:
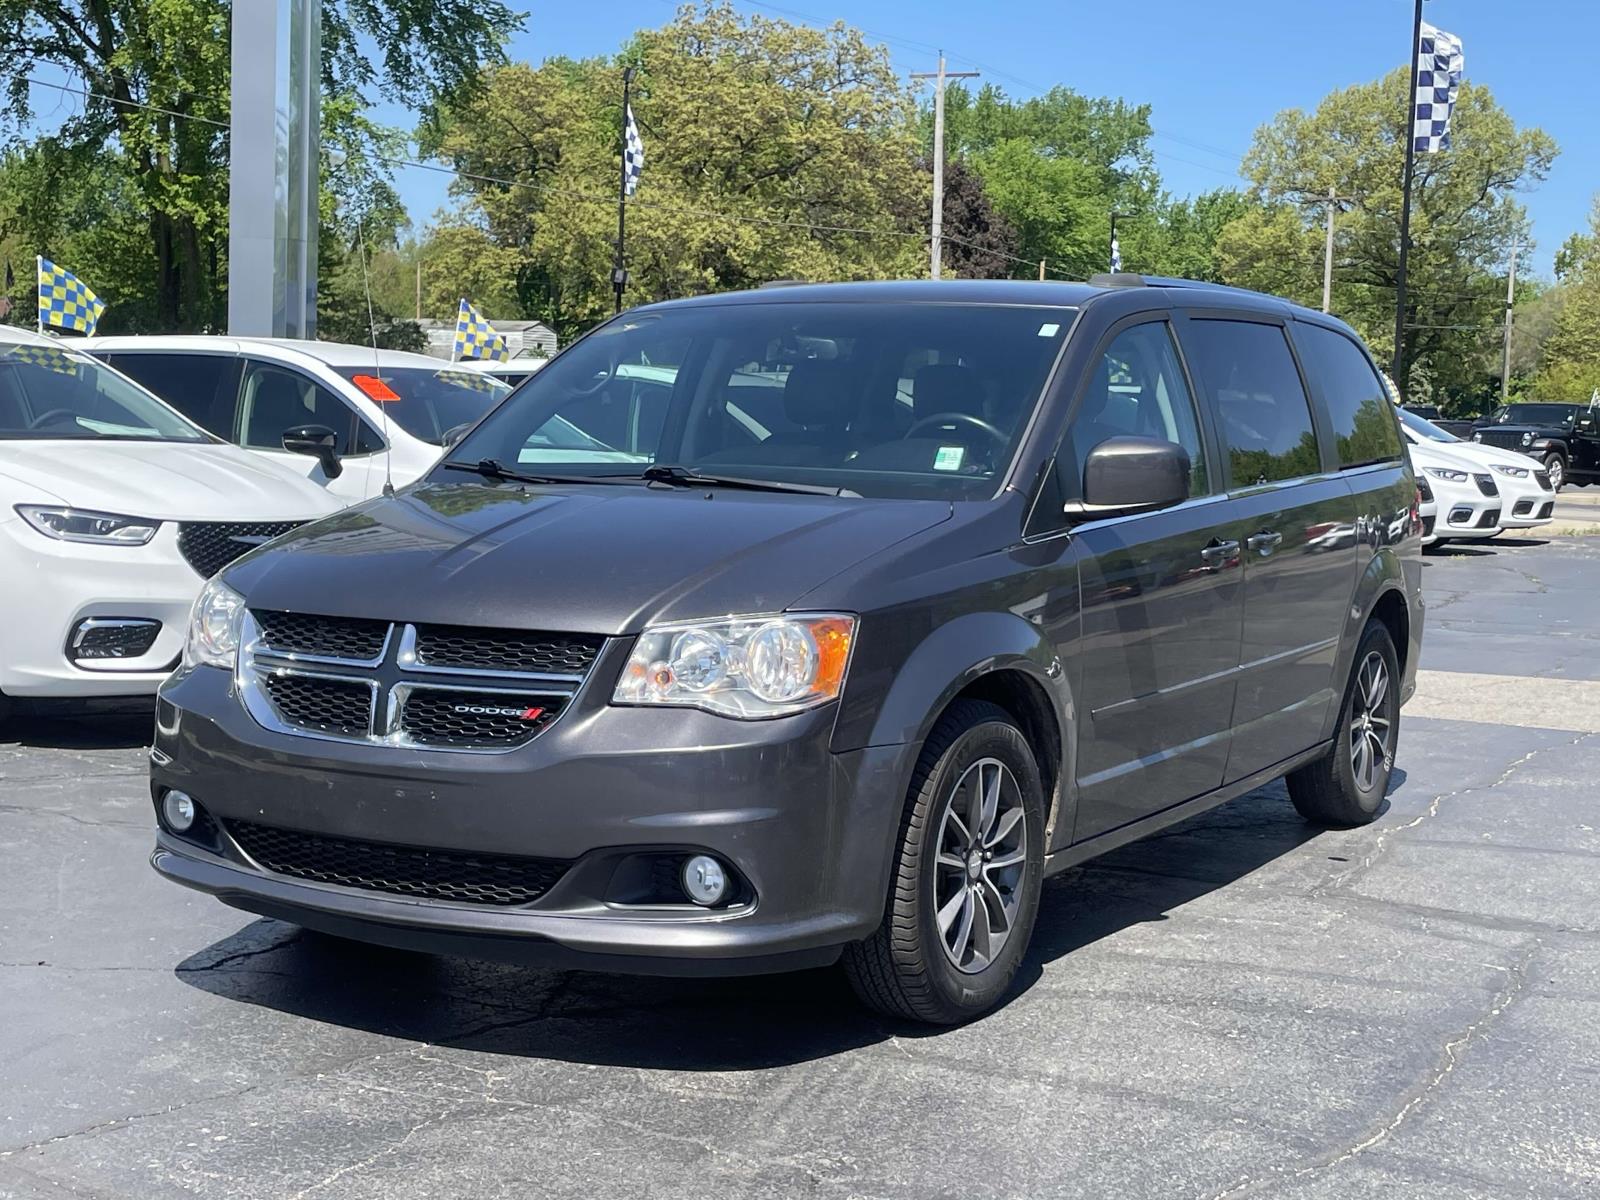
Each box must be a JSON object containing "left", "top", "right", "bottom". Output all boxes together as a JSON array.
[{"left": 415, "top": 317, "right": 559, "bottom": 362}]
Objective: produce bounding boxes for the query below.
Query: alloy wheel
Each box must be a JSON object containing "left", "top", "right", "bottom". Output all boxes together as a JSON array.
[
  {"left": 1348, "top": 651, "right": 1393, "bottom": 793},
  {"left": 933, "top": 757, "right": 1028, "bottom": 974},
  {"left": 1547, "top": 456, "right": 1565, "bottom": 491}
]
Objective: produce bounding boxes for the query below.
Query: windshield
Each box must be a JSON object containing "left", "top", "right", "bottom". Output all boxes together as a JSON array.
[
  {"left": 336, "top": 367, "right": 512, "bottom": 446},
  {"left": 0, "top": 340, "right": 208, "bottom": 442},
  {"left": 1397, "top": 406, "right": 1459, "bottom": 442},
  {"left": 443, "top": 302, "right": 1075, "bottom": 500},
  {"left": 1490, "top": 404, "right": 1581, "bottom": 427}
]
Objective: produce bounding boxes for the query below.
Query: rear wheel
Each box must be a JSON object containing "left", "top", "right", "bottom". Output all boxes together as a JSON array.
[
  {"left": 1287, "top": 622, "right": 1400, "bottom": 827},
  {"left": 843, "top": 699, "right": 1045, "bottom": 1024},
  {"left": 1543, "top": 453, "right": 1566, "bottom": 492}
]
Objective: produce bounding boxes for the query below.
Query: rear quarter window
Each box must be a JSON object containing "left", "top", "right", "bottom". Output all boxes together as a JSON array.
[{"left": 1294, "top": 324, "right": 1404, "bottom": 468}]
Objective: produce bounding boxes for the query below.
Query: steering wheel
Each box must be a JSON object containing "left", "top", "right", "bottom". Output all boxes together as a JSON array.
[
  {"left": 27, "top": 408, "right": 81, "bottom": 431},
  {"left": 904, "top": 411, "right": 1008, "bottom": 448},
  {"left": 568, "top": 355, "right": 619, "bottom": 397}
]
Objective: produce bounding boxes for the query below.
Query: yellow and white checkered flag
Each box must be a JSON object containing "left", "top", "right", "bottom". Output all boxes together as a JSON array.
[
  {"left": 2, "top": 341, "right": 81, "bottom": 376},
  {"left": 453, "top": 298, "right": 509, "bottom": 363},
  {"left": 36, "top": 257, "right": 107, "bottom": 335}
]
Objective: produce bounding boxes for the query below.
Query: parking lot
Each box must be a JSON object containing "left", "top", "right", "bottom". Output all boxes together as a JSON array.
[{"left": 3, "top": 535, "right": 1599, "bottom": 1200}]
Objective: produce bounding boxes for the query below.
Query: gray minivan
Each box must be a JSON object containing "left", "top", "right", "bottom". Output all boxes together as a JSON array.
[{"left": 150, "top": 278, "right": 1423, "bottom": 1024}]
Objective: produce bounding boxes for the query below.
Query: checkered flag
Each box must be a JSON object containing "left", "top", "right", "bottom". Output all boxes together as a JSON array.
[
  {"left": 1110, "top": 235, "right": 1122, "bottom": 274},
  {"left": 1413, "top": 22, "right": 1464, "bottom": 154},
  {"left": 452, "top": 298, "right": 510, "bottom": 363},
  {"left": 2, "top": 340, "right": 81, "bottom": 376},
  {"left": 623, "top": 103, "right": 644, "bottom": 197},
  {"left": 36, "top": 257, "right": 107, "bottom": 335}
]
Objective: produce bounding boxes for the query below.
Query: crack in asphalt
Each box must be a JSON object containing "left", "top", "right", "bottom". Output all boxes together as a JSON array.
[
  {"left": 1199, "top": 939, "right": 1541, "bottom": 1200},
  {"left": 1313, "top": 730, "right": 1596, "bottom": 898}
]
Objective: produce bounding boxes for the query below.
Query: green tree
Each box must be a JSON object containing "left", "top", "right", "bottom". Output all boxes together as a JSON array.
[
  {"left": 933, "top": 82, "right": 1159, "bottom": 278},
  {"left": 423, "top": 3, "right": 926, "bottom": 339},
  {"left": 1223, "top": 68, "right": 1556, "bottom": 405},
  {"left": 1535, "top": 196, "right": 1600, "bottom": 399},
  {"left": 0, "top": 0, "right": 521, "bottom": 330}
]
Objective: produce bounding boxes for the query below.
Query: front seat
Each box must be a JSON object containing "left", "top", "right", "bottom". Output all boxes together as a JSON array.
[{"left": 710, "top": 357, "right": 860, "bottom": 465}]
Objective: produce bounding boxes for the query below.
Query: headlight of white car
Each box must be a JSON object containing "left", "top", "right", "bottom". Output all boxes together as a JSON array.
[
  {"left": 15, "top": 505, "right": 159, "bottom": 545},
  {"left": 1489, "top": 463, "right": 1529, "bottom": 478},
  {"left": 1423, "top": 466, "right": 1468, "bottom": 483},
  {"left": 613, "top": 613, "right": 855, "bottom": 718},
  {"left": 183, "top": 578, "right": 246, "bottom": 670}
]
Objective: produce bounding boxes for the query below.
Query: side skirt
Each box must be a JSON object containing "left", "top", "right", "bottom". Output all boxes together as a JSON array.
[{"left": 1043, "top": 740, "right": 1333, "bottom": 878}]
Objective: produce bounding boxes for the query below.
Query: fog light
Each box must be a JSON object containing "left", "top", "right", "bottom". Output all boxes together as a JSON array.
[
  {"left": 681, "top": 854, "right": 729, "bottom": 906},
  {"left": 162, "top": 789, "right": 196, "bottom": 832}
]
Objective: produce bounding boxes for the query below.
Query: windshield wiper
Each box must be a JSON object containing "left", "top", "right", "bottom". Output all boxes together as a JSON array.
[
  {"left": 440, "top": 458, "right": 633, "bottom": 487},
  {"left": 639, "top": 463, "right": 858, "bottom": 497}
]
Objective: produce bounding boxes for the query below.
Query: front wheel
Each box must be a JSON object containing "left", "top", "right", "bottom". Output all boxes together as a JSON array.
[
  {"left": 843, "top": 699, "right": 1046, "bottom": 1024},
  {"left": 1287, "top": 621, "right": 1401, "bottom": 827},
  {"left": 1543, "top": 453, "right": 1566, "bottom": 492}
]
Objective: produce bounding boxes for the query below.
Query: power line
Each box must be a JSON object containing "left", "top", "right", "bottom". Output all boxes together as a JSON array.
[{"left": 25, "top": 73, "right": 1080, "bottom": 279}]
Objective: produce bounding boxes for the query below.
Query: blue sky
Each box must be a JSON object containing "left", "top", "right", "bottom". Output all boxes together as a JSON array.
[{"left": 381, "top": 0, "right": 1593, "bottom": 279}]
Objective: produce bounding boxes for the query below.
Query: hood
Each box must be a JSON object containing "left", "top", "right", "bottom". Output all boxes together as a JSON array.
[
  {"left": 228, "top": 481, "right": 953, "bottom": 635},
  {"left": 1423, "top": 437, "right": 1545, "bottom": 472},
  {"left": 0, "top": 440, "right": 338, "bottom": 522},
  {"left": 1409, "top": 442, "right": 1489, "bottom": 476}
]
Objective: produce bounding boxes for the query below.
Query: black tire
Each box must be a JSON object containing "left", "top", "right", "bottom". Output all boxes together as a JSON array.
[
  {"left": 1543, "top": 452, "right": 1566, "bottom": 492},
  {"left": 1287, "top": 622, "right": 1401, "bottom": 827},
  {"left": 843, "top": 699, "right": 1046, "bottom": 1025}
]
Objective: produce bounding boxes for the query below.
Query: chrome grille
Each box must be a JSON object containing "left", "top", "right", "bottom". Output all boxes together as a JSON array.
[
  {"left": 238, "top": 612, "right": 596, "bottom": 752},
  {"left": 178, "top": 521, "right": 303, "bottom": 578},
  {"left": 399, "top": 687, "right": 561, "bottom": 749},
  {"left": 254, "top": 611, "right": 390, "bottom": 662},
  {"left": 225, "top": 819, "right": 570, "bottom": 905},
  {"left": 412, "top": 623, "right": 602, "bottom": 675},
  {"left": 260, "top": 673, "right": 374, "bottom": 738}
]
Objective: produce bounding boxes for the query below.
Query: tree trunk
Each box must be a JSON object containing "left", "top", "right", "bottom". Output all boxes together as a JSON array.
[{"left": 151, "top": 210, "right": 179, "bottom": 330}]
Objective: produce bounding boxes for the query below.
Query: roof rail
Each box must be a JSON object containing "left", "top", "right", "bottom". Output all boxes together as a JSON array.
[{"left": 1089, "top": 273, "right": 1294, "bottom": 303}]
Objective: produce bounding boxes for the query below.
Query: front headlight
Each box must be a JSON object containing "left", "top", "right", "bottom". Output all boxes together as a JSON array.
[
  {"left": 1490, "top": 463, "right": 1529, "bottom": 478},
  {"left": 1472, "top": 432, "right": 1483, "bottom": 442},
  {"left": 15, "top": 505, "right": 159, "bottom": 545},
  {"left": 1522, "top": 432, "right": 1533, "bottom": 446},
  {"left": 1423, "top": 466, "right": 1468, "bottom": 483},
  {"left": 613, "top": 613, "right": 855, "bottom": 718},
  {"left": 183, "top": 578, "right": 245, "bottom": 670}
]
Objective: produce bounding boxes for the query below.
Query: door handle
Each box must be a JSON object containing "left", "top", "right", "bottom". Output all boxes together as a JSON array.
[
  {"left": 1246, "top": 530, "right": 1284, "bottom": 555},
  {"left": 1199, "top": 538, "right": 1240, "bottom": 566}
]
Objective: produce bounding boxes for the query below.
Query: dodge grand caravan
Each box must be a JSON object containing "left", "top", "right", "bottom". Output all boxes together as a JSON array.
[{"left": 150, "top": 278, "right": 1424, "bottom": 1024}]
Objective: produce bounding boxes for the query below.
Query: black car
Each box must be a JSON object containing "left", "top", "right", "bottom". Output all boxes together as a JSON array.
[
  {"left": 1471, "top": 402, "right": 1600, "bottom": 490},
  {"left": 1401, "top": 404, "right": 1476, "bottom": 439},
  {"left": 149, "top": 277, "right": 1424, "bottom": 1024}
]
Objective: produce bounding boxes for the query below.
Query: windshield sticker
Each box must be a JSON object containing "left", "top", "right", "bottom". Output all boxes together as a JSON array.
[
  {"left": 1037, "top": 322, "right": 1061, "bottom": 338},
  {"left": 351, "top": 373, "right": 401, "bottom": 402},
  {"left": 933, "top": 445, "right": 965, "bottom": 472}
]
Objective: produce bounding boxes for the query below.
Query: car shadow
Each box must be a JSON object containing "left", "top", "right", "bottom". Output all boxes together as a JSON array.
[
  {"left": 1487, "top": 536, "right": 1550, "bottom": 549},
  {"left": 175, "top": 779, "right": 1346, "bottom": 1067},
  {"left": 1425, "top": 543, "right": 1495, "bottom": 557},
  {"left": 1, "top": 701, "right": 152, "bottom": 750}
]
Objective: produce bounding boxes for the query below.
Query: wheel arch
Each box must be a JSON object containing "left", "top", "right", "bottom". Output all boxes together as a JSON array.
[{"left": 834, "top": 610, "right": 1075, "bottom": 847}]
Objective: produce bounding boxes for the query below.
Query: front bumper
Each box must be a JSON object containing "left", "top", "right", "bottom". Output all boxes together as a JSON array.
[
  {"left": 150, "top": 663, "right": 914, "bottom": 974},
  {"left": 0, "top": 518, "right": 201, "bottom": 697}
]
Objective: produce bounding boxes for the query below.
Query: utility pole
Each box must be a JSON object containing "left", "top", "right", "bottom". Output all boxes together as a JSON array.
[
  {"left": 1320, "top": 186, "right": 1354, "bottom": 314},
  {"left": 1501, "top": 237, "right": 1519, "bottom": 406},
  {"left": 910, "top": 54, "right": 979, "bottom": 280},
  {"left": 414, "top": 257, "right": 421, "bottom": 321},
  {"left": 1391, "top": 0, "right": 1425, "bottom": 400}
]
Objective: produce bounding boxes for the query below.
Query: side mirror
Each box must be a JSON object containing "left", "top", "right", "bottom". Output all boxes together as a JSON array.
[
  {"left": 281, "top": 424, "right": 343, "bottom": 480},
  {"left": 1068, "top": 436, "right": 1190, "bottom": 518},
  {"left": 441, "top": 422, "right": 472, "bottom": 448}
]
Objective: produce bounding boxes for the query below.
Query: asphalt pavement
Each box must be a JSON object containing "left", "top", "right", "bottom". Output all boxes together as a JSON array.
[{"left": 4, "top": 536, "right": 1599, "bottom": 1199}]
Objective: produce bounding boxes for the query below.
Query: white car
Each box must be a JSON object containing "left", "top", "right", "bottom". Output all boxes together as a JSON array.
[
  {"left": 1407, "top": 439, "right": 1503, "bottom": 546},
  {"left": 1397, "top": 407, "right": 1553, "bottom": 531},
  {"left": 463, "top": 356, "right": 548, "bottom": 388},
  {"left": 79, "top": 336, "right": 513, "bottom": 503},
  {"left": 0, "top": 329, "right": 337, "bottom": 715}
]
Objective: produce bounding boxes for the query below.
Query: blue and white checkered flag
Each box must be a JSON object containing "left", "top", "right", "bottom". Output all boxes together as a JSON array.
[
  {"left": 1413, "top": 22, "right": 1464, "bottom": 154},
  {"left": 623, "top": 103, "right": 644, "bottom": 196}
]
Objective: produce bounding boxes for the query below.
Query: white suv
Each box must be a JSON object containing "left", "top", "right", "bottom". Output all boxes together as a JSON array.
[
  {"left": 80, "top": 337, "right": 513, "bottom": 503},
  {"left": 1396, "top": 407, "right": 1554, "bottom": 531},
  {"left": 0, "top": 328, "right": 337, "bottom": 717}
]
